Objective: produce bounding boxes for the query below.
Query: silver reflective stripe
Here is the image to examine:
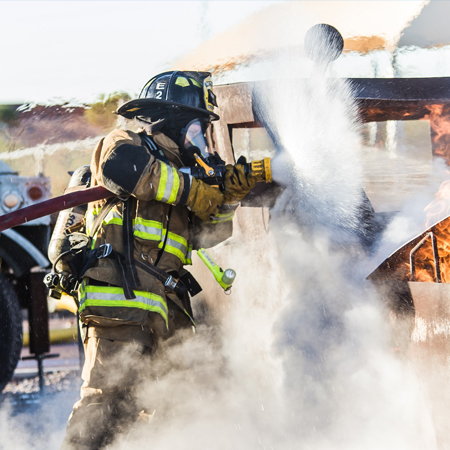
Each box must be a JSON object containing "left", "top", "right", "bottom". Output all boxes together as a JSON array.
[
  {"left": 79, "top": 286, "right": 169, "bottom": 324},
  {"left": 161, "top": 166, "right": 174, "bottom": 203},
  {"left": 87, "top": 208, "right": 192, "bottom": 263},
  {"left": 80, "top": 291, "right": 166, "bottom": 315},
  {"left": 166, "top": 236, "right": 187, "bottom": 253},
  {"left": 134, "top": 222, "right": 162, "bottom": 239}
]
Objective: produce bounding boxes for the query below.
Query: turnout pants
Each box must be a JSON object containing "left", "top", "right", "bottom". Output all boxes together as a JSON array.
[
  {"left": 61, "top": 337, "right": 153, "bottom": 450},
  {"left": 61, "top": 306, "right": 193, "bottom": 450}
]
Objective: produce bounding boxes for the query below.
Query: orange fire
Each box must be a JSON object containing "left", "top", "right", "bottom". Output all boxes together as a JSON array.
[
  {"left": 405, "top": 176, "right": 450, "bottom": 283},
  {"left": 408, "top": 105, "right": 450, "bottom": 283},
  {"left": 406, "top": 217, "right": 450, "bottom": 283},
  {"left": 424, "top": 180, "right": 450, "bottom": 228},
  {"left": 422, "top": 104, "right": 450, "bottom": 163}
]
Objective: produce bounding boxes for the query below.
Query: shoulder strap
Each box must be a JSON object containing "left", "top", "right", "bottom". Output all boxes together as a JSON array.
[
  {"left": 139, "top": 132, "right": 170, "bottom": 164},
  {"left": 121, "top": 196, "right": 140, "bottom": 298},
  {"left": 89, "top": 196, "right": 120, "bottom": 238}
]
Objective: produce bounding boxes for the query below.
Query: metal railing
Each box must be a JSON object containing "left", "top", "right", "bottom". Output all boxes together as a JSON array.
[{"left": 410, "top": 231, "right": 441, "bottom": 283}]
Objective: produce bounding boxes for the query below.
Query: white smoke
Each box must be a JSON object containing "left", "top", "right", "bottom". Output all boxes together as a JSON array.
[
  {"left": 369, "top": 156, "right": 450, "bottom": 273},
  {"left": 116, "top": 24, "right": 438, "bottom": 450},
  {"left": 1, "top": 7, "right": 447, "bottom": 450}
]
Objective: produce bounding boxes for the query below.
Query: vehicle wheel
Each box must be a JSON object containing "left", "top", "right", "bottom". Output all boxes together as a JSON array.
[{"left": 0, "top": 274, "right": 22, "bottom": 393}]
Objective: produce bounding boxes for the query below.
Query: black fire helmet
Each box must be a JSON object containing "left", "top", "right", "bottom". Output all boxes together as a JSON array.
[{"left": 116, "top": 71, "right": 219, "bottom": 122}]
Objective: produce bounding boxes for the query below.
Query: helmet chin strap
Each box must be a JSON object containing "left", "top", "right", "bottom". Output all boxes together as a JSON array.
[
  {"left": 167, "top": 109, "right": 178, "bottom": 143},
  {"left": 136, "top": 117, "right": 167, "bottom": 133}
]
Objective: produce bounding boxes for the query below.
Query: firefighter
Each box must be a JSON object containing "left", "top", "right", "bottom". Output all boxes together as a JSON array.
[{"left": 61, "top": 71, "right": 256, "bottom": 449}]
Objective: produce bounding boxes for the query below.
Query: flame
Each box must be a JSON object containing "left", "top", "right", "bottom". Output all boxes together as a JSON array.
[
  {"left": 422, "top": 104, "right": 450, "bottom": 163},
  {"left": 409, "top": 107, "right": 450, "bottom": 283},
  {"left": 408, "top": 178, "right": 450, "bottom": 283},
  {"left": 424, "top": 180, "right": 450, "bottom": 228},
  {"left": 406, "top": 217, "right": 450, "bottom": 283}
]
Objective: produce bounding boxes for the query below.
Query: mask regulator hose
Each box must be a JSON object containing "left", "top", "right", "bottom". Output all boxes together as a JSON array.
[{"left": 180, "top": 156, "right": 272, "bottom": 186}]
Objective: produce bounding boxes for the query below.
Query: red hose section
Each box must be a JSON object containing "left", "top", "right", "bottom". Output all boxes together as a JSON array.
[{"left": 0, "top": 186, "right": 115, "bottom": 233}]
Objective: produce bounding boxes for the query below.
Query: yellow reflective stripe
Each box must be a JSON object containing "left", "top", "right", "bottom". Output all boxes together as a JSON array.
[
  {"left": 156, "top": 163, "right": 168, "bottom": 201},
  {"left": 159, "top": 229, "right": 189, "bottom": 262},
  {"left": 79, "top": 283, "right": 168, "bottom": 328},
  {"left": 86, "top": 208, "right": 122, "bottom": 233},
  {"left": 163, "top": 229, "right": 188, "bottom": 247},
  {"left": 159, "top": 241, "right": 186, "bottom": 263},
  {"left": 168, "top": 167, "right": 180, "bottom": 204},
  {"left": 86, "top": 211, "right": 191, "bottom": 264},
  {"left": 135, "top": 218, "right": 163, "bottom": 230},
  {"left": 134, "top": 218, "right": 163, "bottom": 241},
  {"left": 86, "top": 208, "right": 98, "bottom": 235},
  {"left": 134, "top": 230, "right": 162, "bottom": 241},
  {"left": 210, "top": 211, "right": 235, "bottom": 224},
  {"left": 105, "top": 217, "right": 122, "bottom": 226},
  {"left": 186, "top": 245, "right": 192, "bottom": 265},
  {"left": 155, "top": 163, "right": 180, "bottom": 204}
]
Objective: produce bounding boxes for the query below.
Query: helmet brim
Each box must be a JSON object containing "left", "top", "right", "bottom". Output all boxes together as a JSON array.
[{"left": 116, "top": 98, "right": 220, "bottom": 121}]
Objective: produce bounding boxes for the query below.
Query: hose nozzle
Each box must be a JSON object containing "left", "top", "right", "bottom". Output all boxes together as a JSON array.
[{"left": 248, "top": 157, "right": 272, "bottom": 183}]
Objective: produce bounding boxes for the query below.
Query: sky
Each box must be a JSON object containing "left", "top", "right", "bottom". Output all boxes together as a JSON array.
[
  {"left": 2, "top": 1, "right": 450, "bottom": 105},
  {"left": 0, "top": 1, "right": 277, "bottom": 104}
]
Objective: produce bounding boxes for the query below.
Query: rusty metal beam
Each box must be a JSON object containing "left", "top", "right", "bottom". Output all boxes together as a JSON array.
[{"left": 216, "top": 77, "right": 450, "bottom": 125}]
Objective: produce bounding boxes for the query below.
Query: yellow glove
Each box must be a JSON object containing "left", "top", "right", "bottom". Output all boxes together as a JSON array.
[
  {"left": 223, "top": 162, "right": 257, "bottom": 203},
  {"left": 186, "top": 177, "right": 224, "bottom": 222}
]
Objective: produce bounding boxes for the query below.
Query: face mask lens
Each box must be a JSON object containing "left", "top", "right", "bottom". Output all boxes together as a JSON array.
[{"left": 183, "top": 120, "right": 211, "bottom": 158}]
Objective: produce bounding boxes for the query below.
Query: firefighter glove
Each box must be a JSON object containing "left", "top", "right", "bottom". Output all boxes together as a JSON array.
[
  {"left": 223, "top": 159, "right": 257, "bottom": 203},
  {"left": 186, "top": 177, "right": 224, "bottom": 222}
]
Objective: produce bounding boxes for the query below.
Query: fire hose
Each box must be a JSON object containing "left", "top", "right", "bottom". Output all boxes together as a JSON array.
[
  {"left": 0, "top": 158, "right": 272, "bottom": 296},
  {"left": 0, "top": 157, "right": 272, "bottom": 233}
]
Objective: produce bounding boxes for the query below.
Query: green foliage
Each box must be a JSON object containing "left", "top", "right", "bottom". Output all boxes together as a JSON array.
[
  {"left": 0, "top": 105, "right": 18, "bottom": 125},
  {"left": 84, "top": 92, "right": 131, "bottom": 129},
  {"left": 0, "top": 105, "right": 18, "bottom": 153}
]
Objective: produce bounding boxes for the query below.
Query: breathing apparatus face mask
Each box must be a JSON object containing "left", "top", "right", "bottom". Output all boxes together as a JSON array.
[{"left": 180, "top": 119, "right": 215, "bottom": 164}]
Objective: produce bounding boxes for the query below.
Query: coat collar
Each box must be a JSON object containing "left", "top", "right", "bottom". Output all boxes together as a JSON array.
[{"left": 151, "top": 132, "right": 184, "bottom": 167}]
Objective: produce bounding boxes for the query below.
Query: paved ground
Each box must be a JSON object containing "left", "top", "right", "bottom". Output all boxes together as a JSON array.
[
  {"left": 15, "top": 342, "right": 81, "bottom": 378},
  {"left": 0, "top": 317, "right": 84, "bottom": 449}
]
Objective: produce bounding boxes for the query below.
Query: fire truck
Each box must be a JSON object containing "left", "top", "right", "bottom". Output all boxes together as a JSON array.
[{"left": 0, "top": 160, "right": 51, "bottom": 392}]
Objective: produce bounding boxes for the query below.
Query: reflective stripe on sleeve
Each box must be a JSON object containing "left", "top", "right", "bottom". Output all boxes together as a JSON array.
[
  {"left": 167, "top": 167, "right": 180, "bottom": 204},
  {"left": 156, "top": 163, "right": 180, "bottom": 204},
  {"left": 79, "top": 282, "right": 169, "bottom": 328},
  {"left": 210, "top": 211, "right": 235, "bottom": 224}
]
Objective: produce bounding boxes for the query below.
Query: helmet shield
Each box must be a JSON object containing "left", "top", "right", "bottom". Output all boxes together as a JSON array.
[{"left": 181, "top": 119, "right": 214, "bottom": 159}]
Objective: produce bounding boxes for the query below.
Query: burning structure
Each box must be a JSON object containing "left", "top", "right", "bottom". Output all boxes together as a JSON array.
[{"left": 206, "top": 17, "right": 450, "bottom": 445}]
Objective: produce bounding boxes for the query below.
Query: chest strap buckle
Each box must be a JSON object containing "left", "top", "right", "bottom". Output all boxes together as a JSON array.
[{"left": 97, "top": 243, "right": 113, "bottom": 259}]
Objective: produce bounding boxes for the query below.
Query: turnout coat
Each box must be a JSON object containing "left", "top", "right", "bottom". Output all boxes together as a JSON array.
[{"left": 78, "top": 129, "right": 233, "bottom": 345}]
